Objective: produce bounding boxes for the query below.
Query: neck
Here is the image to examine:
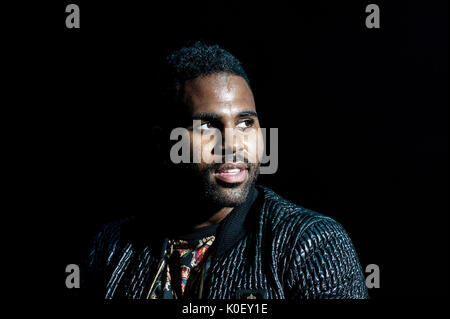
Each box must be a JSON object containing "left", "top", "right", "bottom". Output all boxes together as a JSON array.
[{"left": 192, "top": 206, "right": 234, "bottom": 228}]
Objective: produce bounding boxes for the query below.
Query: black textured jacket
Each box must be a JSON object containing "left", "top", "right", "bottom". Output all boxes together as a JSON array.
[{"left": 86, "top": 185, "right": 369, "bottom": 299}]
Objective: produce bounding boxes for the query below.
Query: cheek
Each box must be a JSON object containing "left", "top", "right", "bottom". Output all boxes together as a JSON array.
[
  {"left": 202, "top": 134, "right": 219, "bottom": 163},
  {"left": 189, "top": 131, "right": 201, "bottom": 162},
  {"left": 257, "top": 132, "right": 265, "bottom": 161},
  {"left": 243, "top": 130, "right": 264, "bottom": 163},
  {"left": 190, "top": 130, "right": 219, "bottom": 164}
]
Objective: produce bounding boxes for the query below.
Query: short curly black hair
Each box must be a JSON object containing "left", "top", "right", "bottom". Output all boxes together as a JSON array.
[
  {"left": 164, "top": 41, "right": 250, "bottom": 100},
  {"left": 152, "top": 42, "right": 252, "bottom": 157}
]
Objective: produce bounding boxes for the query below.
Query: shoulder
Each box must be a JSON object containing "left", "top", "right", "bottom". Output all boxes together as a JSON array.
[
  {"left": 256, "top": 185, "right": 356, "bottom": 252},
  {"left": 256, "top": 186, "right": 368, "bottom": 298},
  {"left": 256, "top": 185, "right": 339, "bottom": 235},
  {"left": 88, "top": 216, "right": 135, "bottom": 268},
  {"left": 92, "top": 217, "right": 133, "bottom": 247}
]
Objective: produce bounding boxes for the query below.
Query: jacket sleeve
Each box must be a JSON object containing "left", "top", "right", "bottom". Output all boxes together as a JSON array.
[
  {"left": 81, "top": 219, "right": 123, "bottom": 298},
  {"left": 285, "top": 217, "right": 369, "bottom": 299}
]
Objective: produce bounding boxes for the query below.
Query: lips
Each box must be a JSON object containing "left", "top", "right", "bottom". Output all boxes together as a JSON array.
[{"left": 214, "top": 162, "right": 248, "bottom": 184}]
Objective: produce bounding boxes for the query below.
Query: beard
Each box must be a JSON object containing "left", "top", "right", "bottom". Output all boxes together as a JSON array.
[
  {"left": 201, "top": 162, "right": 260, "bottom": 207},
  {"left": 170, "top": 160, "right": 260, "bottom": 207}
]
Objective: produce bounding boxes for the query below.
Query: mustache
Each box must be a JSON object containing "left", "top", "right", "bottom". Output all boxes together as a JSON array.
[
  {"left": 206, "top": 163, "right": 261, "bottom": 177},
  {"left": 206, "top": 153, "right": 253, "bottom": 171},
  {"left": 172, "top": 153, "right": 259, "bottom": 175}
]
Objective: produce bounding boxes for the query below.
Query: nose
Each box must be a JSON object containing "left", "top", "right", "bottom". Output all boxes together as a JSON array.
[{"left": 222, "top": 128, "right": 244, "bottom": 161}]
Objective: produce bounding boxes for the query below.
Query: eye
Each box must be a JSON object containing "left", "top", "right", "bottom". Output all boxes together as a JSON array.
[
  {"left": 199, "top": 122, "right": 213, "bottom": 130},
  {"left": 236, "top": 119, "right": 254, "bottom": 129}
]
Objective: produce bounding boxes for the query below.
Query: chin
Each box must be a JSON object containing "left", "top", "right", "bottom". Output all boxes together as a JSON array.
[
  {"left": 204, "top": 180, "right": 252, "bottom": 207},
  {"left": 197, "top": 162, "right": 260, "bottom": 207}
]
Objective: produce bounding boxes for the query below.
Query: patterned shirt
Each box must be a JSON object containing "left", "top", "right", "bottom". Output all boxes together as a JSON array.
[{"left": 150, "top": 224, "right": 218, "bottom": 299}]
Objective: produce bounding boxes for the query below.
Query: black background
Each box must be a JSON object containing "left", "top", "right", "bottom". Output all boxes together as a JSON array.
[{"left": 13, "top": 0, "right": 448, "bottom": 302}]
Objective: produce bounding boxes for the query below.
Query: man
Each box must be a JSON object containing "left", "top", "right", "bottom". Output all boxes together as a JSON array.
[{"left": 86, "top": 42, "right": 369, "bottom": 299}]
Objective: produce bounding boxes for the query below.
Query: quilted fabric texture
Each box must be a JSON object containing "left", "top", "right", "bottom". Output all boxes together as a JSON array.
[{"left": 86, "top": 185, "right": 369, "bottom": 299}]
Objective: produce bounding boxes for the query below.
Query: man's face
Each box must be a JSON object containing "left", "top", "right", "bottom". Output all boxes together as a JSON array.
[{"left": 178, "top": 72, "right": 264, "bottom": 207}]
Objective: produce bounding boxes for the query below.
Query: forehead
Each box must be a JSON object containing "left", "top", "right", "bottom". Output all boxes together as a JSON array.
[{"left": 182, "top": 73, "right": 256, "bottom": 116}]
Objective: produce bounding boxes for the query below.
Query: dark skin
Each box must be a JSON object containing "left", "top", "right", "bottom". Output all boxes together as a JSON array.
[{"left": 179, "top": 72, "right": 264, "bottom": 228}]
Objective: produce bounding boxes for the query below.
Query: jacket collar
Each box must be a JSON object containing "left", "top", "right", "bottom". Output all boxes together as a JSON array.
[
  {"left": 211, "top": 185, "right": 260, "bottom": 260},
  {"left": 124, "top": 185, "right": 261, "bottom": 260}
]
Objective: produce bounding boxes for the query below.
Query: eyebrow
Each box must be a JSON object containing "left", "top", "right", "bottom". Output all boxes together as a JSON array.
[
  {"left": 238, "top": 111, "right": 258, "bottom": 118},
  {"left": 191, "top": 110, "right": 258, "bottom": 121}
]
